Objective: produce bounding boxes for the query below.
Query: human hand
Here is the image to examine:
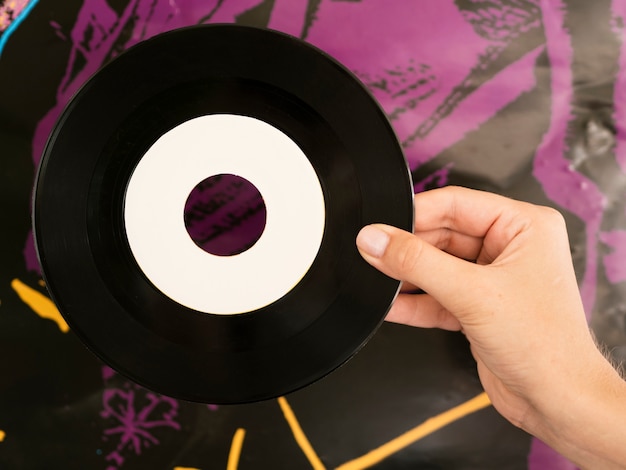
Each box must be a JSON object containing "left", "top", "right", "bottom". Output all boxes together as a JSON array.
[{"left": 356, "top": 186, "right": 626, "bottom": 469}]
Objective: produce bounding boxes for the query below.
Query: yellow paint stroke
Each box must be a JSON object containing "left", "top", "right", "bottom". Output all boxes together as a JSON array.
[
  {"left": 0, "top": 430, "right": 5, "bottom": 442},
  {"left": 335, "top": 392, "right": 492, "bottom": 470},
  {"left": 226, "top": 428, "right": 246, "bottom": 470},
  {"left": 11, "top": 279, "right": 69, "bottom": 333},
  {"left": 278, "top": 396, "right": 326, "bottom": 470}
]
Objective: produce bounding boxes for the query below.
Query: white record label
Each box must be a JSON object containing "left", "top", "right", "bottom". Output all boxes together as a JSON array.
[{"left": 124, "top": 114, "right": 326, "bottom": 315}]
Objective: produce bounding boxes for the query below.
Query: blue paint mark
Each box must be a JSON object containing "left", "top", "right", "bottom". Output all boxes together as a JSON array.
[{"left": 0, "top": 0, "right": 40, "bottom": 59}]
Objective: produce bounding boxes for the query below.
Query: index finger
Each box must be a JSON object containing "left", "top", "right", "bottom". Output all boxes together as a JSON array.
[{"left": 413, "top": 186, "right": 527, "bottom": 238}]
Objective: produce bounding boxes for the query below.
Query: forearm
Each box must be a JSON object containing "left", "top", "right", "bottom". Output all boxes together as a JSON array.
[{"left": 527, "top": 348, "right": 626, "bottom": 469}]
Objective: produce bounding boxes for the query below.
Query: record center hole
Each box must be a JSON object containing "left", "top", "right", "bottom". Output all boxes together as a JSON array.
[{"left": 183, "top": 174, "right": 267, "bottom": 256}]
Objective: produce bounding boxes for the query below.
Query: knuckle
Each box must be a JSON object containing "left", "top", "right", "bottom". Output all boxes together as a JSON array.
[
  {"left": 536, "top": 206, "right": 567, "bottom": 233},
  {"left": 539, "top": 206, "right": 565, "bottom": 224}
]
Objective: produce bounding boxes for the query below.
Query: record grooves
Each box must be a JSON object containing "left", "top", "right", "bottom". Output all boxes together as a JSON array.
[{"left": 33, "top": 25, "right": 413, "bottom": 403}]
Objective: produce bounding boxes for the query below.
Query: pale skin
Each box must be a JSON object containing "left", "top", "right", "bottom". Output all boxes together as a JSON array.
[{"left": 356, "top": 186, "right": 626, "bottom": 469}]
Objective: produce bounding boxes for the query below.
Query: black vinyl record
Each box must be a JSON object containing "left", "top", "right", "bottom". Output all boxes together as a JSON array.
[{"left": 33, "top": 25, "right": 414, "bottom": 404}]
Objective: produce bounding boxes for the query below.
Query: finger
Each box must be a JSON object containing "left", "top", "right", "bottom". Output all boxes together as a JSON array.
[
  {"left": 413, "top": 186, "right": 524, "bottom": 238},
  {"left": 356, "top": 224, "right": 482, "bottom": 314},
  {"left": 386, "top": 293, "right": 462, "bottom": 331},
  {"left": 416, "top": 228, "right": 484, "bottom": 261}
]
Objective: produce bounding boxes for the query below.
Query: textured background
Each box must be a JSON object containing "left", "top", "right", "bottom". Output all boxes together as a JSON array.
[{"left": 1, "top": 1, "right": 625, "bottom": 468}]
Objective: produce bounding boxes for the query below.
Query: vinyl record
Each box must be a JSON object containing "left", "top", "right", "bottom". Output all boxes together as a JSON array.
[{"left": 33, "top": 25, "right": 414, "bottom": 404}]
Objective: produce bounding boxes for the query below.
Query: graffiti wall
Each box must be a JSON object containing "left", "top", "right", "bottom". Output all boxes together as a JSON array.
[{"left": 1, "top": 0, "right": 625, "bottom": 468}]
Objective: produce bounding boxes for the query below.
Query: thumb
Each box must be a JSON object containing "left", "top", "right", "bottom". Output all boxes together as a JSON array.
[{"left": 356, "top": 224, "right": 480, "bottom": 310}]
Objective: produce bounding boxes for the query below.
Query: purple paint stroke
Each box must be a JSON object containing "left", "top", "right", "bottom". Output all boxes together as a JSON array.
[
  {"left": 32, "top": 0, "right": 265, "bottom": 167},
  {"left": 403, "top": 44, "right": 507, "bottom": 146},
  {"left": 25, "top": 0, "right": 263, "bottom": 272},
  {"left": 354, "top": 61, "right": 439, "bottom": 125},
  {"left": 414, "top": 163, "right": 454, "bottom": 194},
  {"left": 102, "top": 365, "right": 116, "bottom": 382},
  {"left": 101, "top": 387, "right": 180, "bottom": 468},
  {"left": 409, "top": 45, "right": 543, "bottom": 167},
  {"left": 612, "top": 0, "right": 626, "bottom": 174},
  {"left": 50, "top": 20, "right": 67, "bottom": 41},
  {"left": 600, "top": 230, "right": 626, "bottom": 284},
  {"left": 528, "top": 439, "right": 578, "bottom": 470},
  {"left": 34, "top": 0, "right": 174, "bottom": 167},
  {"left": 532, "top": 0, "right": 606, "bottom": 317},
  {"left": 267, "top": 0, "right": 308, "bottom": 37},
  {"left": 305, "top": 0, "right": 492, "bottom": 169},
  {"left": 200, "top": 0, "right": 264, "bottom": 24},
  {"left": 305, "top": 0, "right": 542, "bottom": 170},
  {"left": 403, "top": 1, "right": 543, "bottom": 150},
  {"left": 23, "top": 231, "right": 38, "bottom": 273},
  {"left": 55, "top": 0, "right": 136, "bottom": 103}
]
